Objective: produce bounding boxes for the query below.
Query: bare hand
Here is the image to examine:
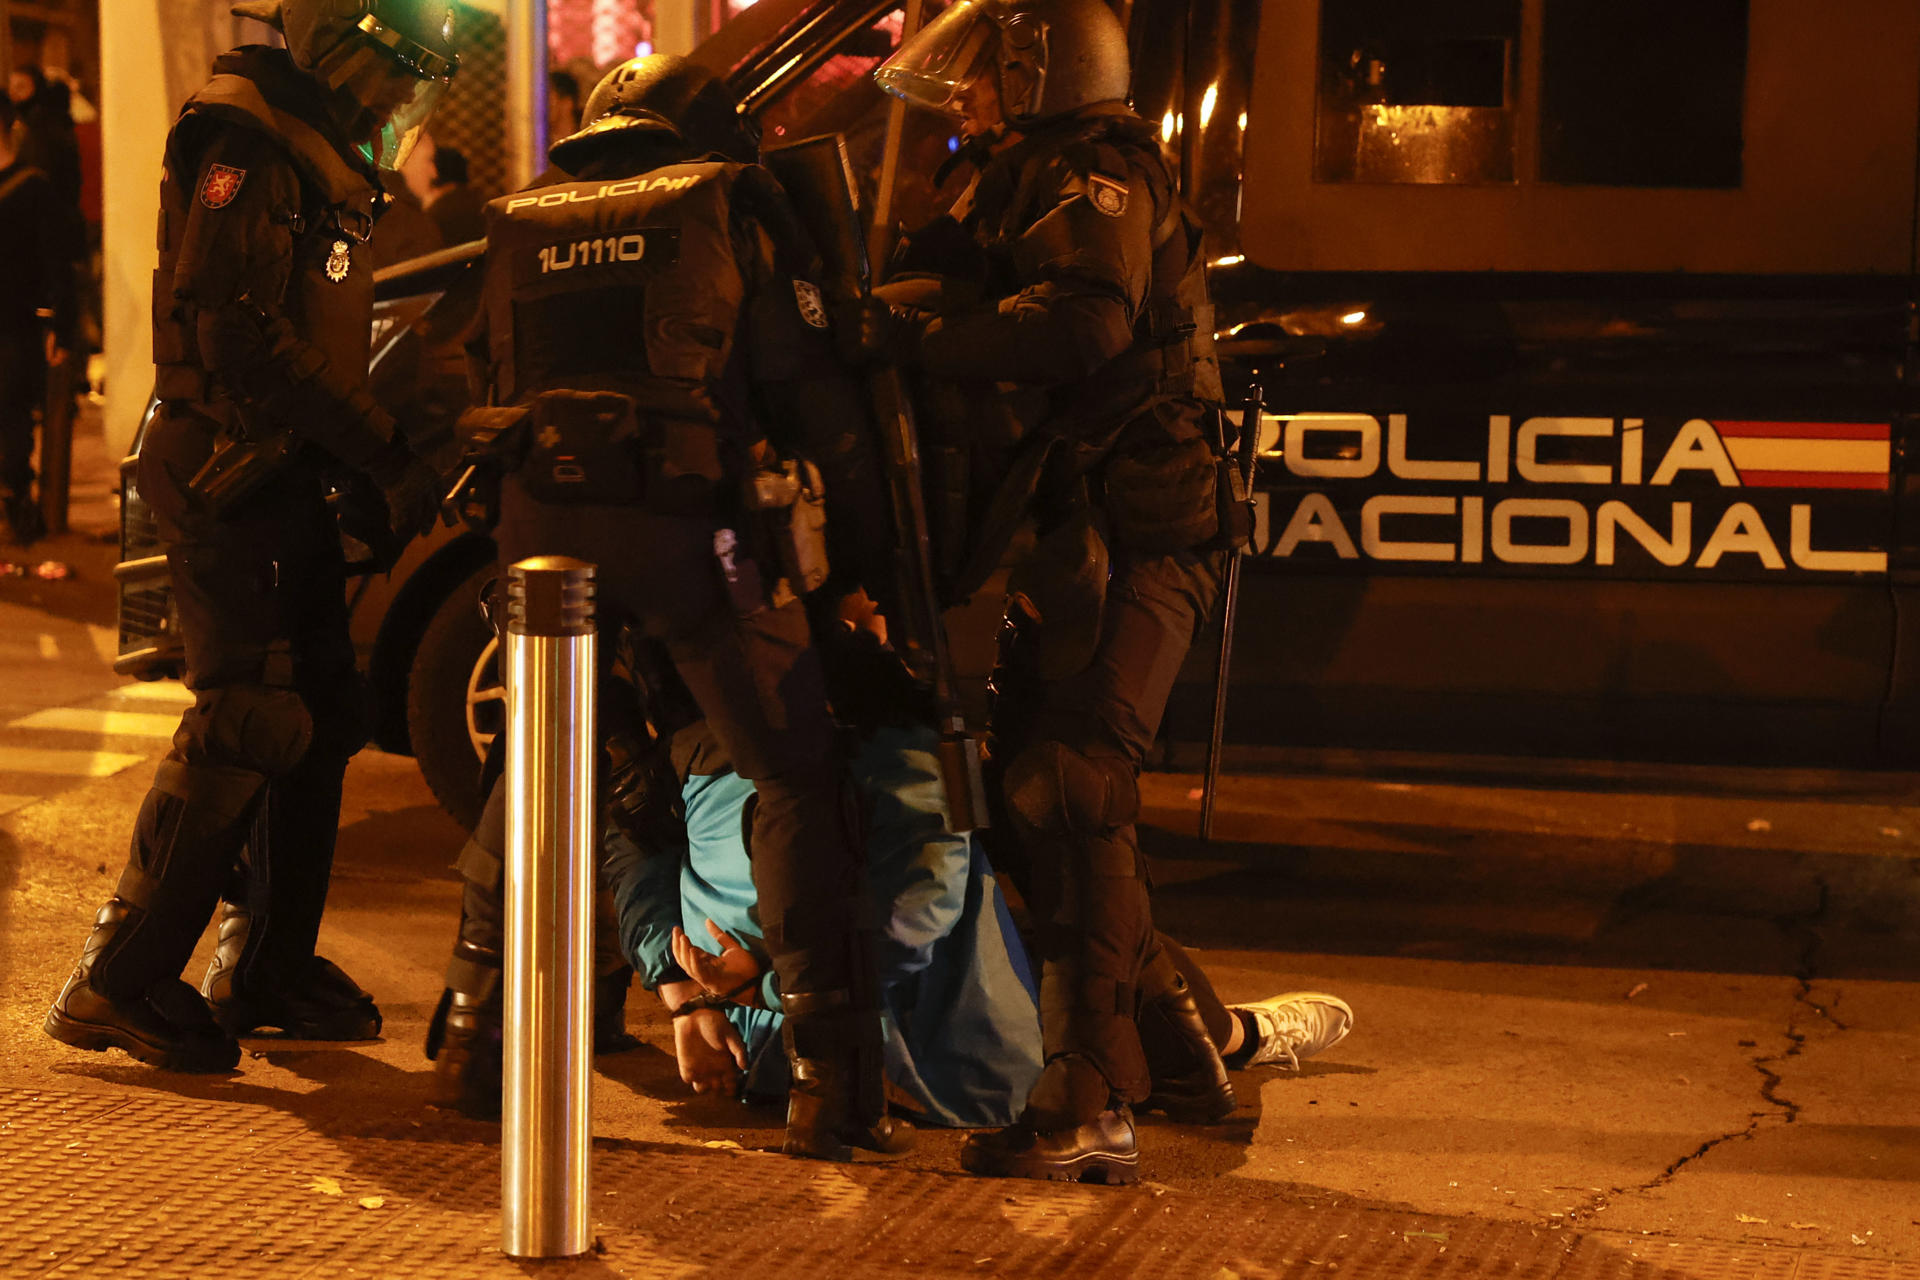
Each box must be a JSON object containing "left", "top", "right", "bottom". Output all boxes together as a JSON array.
[
  {"left": 672, "top": 1006, "right": 748, "bottom": 1096},
  {"left": 671, "top": 921, "right": 764, "bottom": 1006}
]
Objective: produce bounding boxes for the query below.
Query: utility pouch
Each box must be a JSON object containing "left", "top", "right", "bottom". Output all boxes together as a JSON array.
[
  {"left": 457, "top": 404, "right": 534, "bottom": 467},
  {"left": 745, "top": 456, "right": 830, "bottom": 598},
  {"left": 187, "top": 430, "right": 298, "bottom": 518},
  {"left": 523, "top": 390, "right": 645, "bottom": 505},
  {"left": 1214, "top": 456, "right": 1253, "bottom": 552},
  {"left": 1102, "top": 435, "right": 1219, "bottom": 553}
]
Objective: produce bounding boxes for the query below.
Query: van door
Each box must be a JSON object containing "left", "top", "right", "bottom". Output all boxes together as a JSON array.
[{"left": 1179, "top": 0, "right": 1918, "bottom": 768}]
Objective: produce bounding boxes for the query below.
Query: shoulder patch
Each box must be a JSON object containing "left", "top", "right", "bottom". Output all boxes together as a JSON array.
[
  {"left": 1087, "top": 173, "right": 1128, "bottom": 218},
  {"left": 199, "top": 163, "right": 247, "bottom": 210},
  {"left": 793, "top": 279, "right": 829, "bottom": 330}
]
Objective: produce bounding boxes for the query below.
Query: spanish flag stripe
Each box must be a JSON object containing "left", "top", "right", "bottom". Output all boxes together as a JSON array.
[
  {"left": 1714, "top": 421, "right": 1890, "bottom": 441},
  {"left": 1722, "top": 438, "right": 1890, "bottom": 473},
  {"left": 1734, "top": 470, "right": 1889, "bottom": 490}
]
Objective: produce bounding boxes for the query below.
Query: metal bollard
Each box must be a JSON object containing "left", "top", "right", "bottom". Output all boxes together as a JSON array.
[{"left": 501, "top": 556, "right": 596, "bottom": 1259}]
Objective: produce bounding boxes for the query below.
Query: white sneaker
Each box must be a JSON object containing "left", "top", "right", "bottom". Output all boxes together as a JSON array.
[{"left": 1229, "top": 992, "right": 1353, "bottom": 1071}]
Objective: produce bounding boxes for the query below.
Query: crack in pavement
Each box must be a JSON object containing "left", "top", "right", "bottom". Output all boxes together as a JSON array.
[{"left": 1561, "top": 878, "right": 1838, "bottom": 1229}]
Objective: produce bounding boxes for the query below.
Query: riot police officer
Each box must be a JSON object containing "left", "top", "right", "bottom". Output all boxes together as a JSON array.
[
  {"left": 428, "top": 55, "right": 910, "bottom": 1164},
  {"left": 856, "top": 0, "right": 1351, "bottom": 1181},
  {"left": 43, "top": 0, "right": 458, "bottom": 1072}
]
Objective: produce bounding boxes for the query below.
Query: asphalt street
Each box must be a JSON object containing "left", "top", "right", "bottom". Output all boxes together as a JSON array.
[{"left": 1, "top": 412, "right": 1916, "bottom": 1277}]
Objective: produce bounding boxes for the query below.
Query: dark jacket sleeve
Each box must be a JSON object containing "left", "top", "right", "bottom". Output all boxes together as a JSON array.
[
  {"left": 915, "top": 155, "right": 1156, "bottom": 387},
  {"left": 26, "top": 173, "right": 78, "bottom": 347},
  {"left": 169, "top": 125, "right": 405, "bottom": 480}
]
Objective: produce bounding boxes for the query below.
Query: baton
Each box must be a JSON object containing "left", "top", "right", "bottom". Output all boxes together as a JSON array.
[{"left": 1199, "top": 373, "right": 1265, "bottom": 842}]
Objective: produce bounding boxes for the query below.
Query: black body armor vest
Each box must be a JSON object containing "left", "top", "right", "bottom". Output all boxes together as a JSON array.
[
  {"left": 480, "top": 160, "right": 759, "bottom": 419},
  {"left": 151, "top": 49, "right": 382, "bottom": 410}
]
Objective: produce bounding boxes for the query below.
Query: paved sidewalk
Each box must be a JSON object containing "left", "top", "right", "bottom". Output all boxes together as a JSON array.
[{"left": 8, "top": 1084, "right": 1917, "bottom": 1280}]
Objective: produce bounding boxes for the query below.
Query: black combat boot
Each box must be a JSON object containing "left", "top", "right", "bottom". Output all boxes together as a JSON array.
[
  {"left": 781, "top": 990, "right": 915, "bottom": 1162},
  {"left": 426, "top": 987, "right": 504, "bottom": 1118},
  {"left": 594, "top": 966, "right": 639, "bottom": 1054},
  {"left": 45, "top": 900, "right": 241, "bottom": 1073},
  {"left": 201, "top": 903, "right": 382, "bottom": 1039},
  {"left": 426, "top": 938, "right": 504, "bottom": 1119},
  {"left": 1137, "top": 968, "right": 1235, "bottom": 1123},
  {"left": 961, "top": 1056, "right": 1138, "bottom": 1185},
  {"left": 960, "top": 1107, "right": 1139, "bottom": 1184}
]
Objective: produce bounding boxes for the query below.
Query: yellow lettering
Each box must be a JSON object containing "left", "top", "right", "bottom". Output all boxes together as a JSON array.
[
  {"left": 1516, "top": 418, "right": 1612, "bottom": 485},
  {"left": 1487, "top": 416, "right": 1511, "bottom": 484},
  {"left": 1651, "top": 419, "right": 1741, "bottom": 487},
  {"left": 1595, "top": 501, "right": 1690, "bottom": 567},
  {"left": 1387, "top": 414, "right": 1479, "bottom": 482},
  {"left": 1695, "top": 503, "right": 1782, "bottom": 569},
  {"left": 1789, "top": 505, "right": 1885, "bottom": 573},
  {"left": 1360, "top": 495, "right": 1455, "bottom": 561},
  {"left": 1491, "top": 498, "right": 1588, "bottom": 565},
  {"left": 1272, "top": 493, "right": 1358, "bottom": 559},
  {"left": 1282, "top": 414, "right": 1380, "bottom": 479},
  {"left": 1620, "top": 419, "right": 1644, "bottom": 485}
]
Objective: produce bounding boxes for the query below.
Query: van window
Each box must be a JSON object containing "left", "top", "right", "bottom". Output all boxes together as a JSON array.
[
  {"left": 1538, "top": 0, "right": 1747, "bottom": 188},
  {"left": 1313, "top": 0, "right": 1521, "bottom": 184},
  {"left": 1241, "top": 0, "right": 1917, "bottom": 273}
]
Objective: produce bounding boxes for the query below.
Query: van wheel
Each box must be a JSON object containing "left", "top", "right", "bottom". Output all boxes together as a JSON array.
[{"left": 407, "top": 562, "right": 503, "bottom": 831}]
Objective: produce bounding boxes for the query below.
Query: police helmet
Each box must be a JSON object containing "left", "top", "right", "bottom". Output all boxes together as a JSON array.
[
  {"left": 874, "top": 0, "right": 1129, "bottom": 126},
  {"left": 549, "top": 55, "right": 760, "bottom": 176},
  {"left": 232, "top": 0, "right": 461, "bottom": 169}
]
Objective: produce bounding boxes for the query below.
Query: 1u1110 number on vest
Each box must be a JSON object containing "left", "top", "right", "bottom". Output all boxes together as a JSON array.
[{"left": 537, "top": 233, "right": 648, "bottom": 275}]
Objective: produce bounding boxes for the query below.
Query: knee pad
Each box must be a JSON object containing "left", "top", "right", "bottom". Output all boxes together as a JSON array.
[
  {"left": 174, "top": 685, "right": 314, "bottom": 778},
  {"left": 1004, "top": 741, "right": 1139, "bottom": 838}
]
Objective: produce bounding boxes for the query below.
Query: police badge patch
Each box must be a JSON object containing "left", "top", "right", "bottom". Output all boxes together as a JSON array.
[
  {"left": 793, "top": 279, "right": 829, "bottom": 330},
  {"left": 325, "top": 239, "right": 352, "bottom": 283},
  {"left": 1087, "top": 173, "right": 1128, "bottom": 217},
  {"left": 199, "top": 164, "right": 246, "bottom": 209}
]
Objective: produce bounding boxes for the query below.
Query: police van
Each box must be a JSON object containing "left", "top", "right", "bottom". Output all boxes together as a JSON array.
[{"left": 116, "top": 0, "right": 1920, "bottom": 826}]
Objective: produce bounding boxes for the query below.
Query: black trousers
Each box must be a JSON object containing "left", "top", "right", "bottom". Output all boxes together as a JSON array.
[
  {"left": 0, "top": 327, "right": 43, "bottom": 505},
  {"left": 455, "top": 474, "right": 858, "bottom": 1002},
  {"left": 91, "top": 407, "right": 362, "bottom": 1000},
  {"left": 991, "top": 545, "right": 1224, "bottom": 1111}
]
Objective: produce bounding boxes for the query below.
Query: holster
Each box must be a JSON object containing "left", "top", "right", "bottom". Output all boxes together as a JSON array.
[
  {"left": 186, "top": 429, "right": 298, "bottom": 518},
  {"left": 744, "top": 455, "right": 830, "bottom": 601}
]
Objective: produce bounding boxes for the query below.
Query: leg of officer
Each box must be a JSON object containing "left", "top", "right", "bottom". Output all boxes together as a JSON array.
[
  {"left": 598, "top": 505, "right": 908, "bottom": 1161},
  {"left": 964, "top": 547, "right": 1222, "bottom": 1179},
  {"left": 43, "top": 409, "right": 329, "bottom": 1071},
  {"left": 197, "top": 530, "right": 380, "bottom": 1040},
  {"left": 0, "top": 327, "right": 43, "bottom": 541}
]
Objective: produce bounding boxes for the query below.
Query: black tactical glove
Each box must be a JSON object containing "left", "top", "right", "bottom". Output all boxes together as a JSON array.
[
  {"left": 832, "top": 295, "right": 922, "bottom": 368},
  {"left": 370, "top": 443, "right": 444, "bottom": 542}
]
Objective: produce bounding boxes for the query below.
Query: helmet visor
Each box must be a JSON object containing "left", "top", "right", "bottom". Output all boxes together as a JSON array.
[
  {"left": 361, "top": 73, "right": 450, "bottom": 170},
  {"left": 873, "top": 0, "right": 1003, "bottom": 118}
]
